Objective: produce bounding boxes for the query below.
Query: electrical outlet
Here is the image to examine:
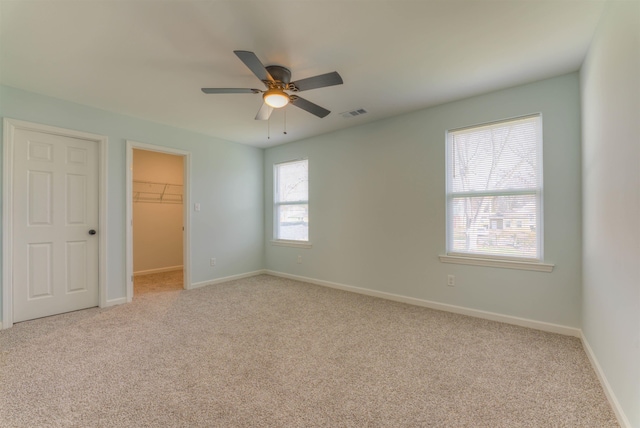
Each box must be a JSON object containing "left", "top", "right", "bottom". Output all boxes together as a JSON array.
[
  {"left": 447, "top": 274, "right": 455, "bottom": 287},
  {"left": 194, "top": 203, "right": 201, "bottom": 212},
  {"left": 210, "top": 258, "right": 216, "bottom": 267},
  {"left": 297, "top": 255, "right": 302, "bottom": 264}
]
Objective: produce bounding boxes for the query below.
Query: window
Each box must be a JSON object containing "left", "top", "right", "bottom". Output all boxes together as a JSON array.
[
  {"left": 274, "top": 159, "right": 309, "bottom": 242},
  {"left": 446, "top": 114, "right": 542, "bottom": 261}
]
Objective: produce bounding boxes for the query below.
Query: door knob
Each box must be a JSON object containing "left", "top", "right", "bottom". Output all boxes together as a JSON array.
[{"left": 88, "top": 229, "right": 97, "bottom": 235}]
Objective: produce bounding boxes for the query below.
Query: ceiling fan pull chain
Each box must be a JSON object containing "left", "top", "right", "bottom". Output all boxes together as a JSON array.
[
  {"left": 284, "top": 109, "right": 287, "bottom": 135},
  {"left": 268, "top": 115, "right": 271, "bottom": 139}
]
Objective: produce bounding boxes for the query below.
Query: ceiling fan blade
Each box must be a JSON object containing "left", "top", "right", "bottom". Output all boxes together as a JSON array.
[
  {"left": 291, "top": 71, "right": 343, "bottom": 92},
  {"left": 255, "top": 102, "right": 274, "bottom": 120},
  {"left": 290, "top": 96, "right": 331, "bottom": 118},
  {"left": 234, "top": 50, "right": 274, "bottom": 83},
  {"left": 201, "top": 88, "right": 261, "bottom": 94}
]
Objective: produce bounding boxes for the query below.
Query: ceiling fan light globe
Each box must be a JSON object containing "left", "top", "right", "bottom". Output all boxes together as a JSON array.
[{"left": 263, "top": 90, "right": 289, "bottom": 108}]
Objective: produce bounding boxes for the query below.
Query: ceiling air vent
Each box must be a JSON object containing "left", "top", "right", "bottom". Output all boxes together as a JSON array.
[{"left": 340, "top": 108, "right": 368, "bottom": 119}]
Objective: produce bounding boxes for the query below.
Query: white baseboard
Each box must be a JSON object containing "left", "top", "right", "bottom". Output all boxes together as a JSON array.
[
  {"left": 190, "top": 269, "right": 267, "bottom": 290},
  {"left": 102, "top": 297, "right": 128, "bottom": 308},
  {"left": 134, "top": 265, "right": 183, "bottom": 276},
  {"left": 581, "top": 333, "right": 631, "bottom": 428},
  {"left": 0, "top": 321, "right": 3, "bottom": 330},
  {"left": 265, "top": 270, "right": 581, "bottom": 337}
]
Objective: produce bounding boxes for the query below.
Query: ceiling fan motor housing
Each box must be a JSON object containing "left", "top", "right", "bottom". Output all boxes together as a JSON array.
[{"left": 265, "top": 65, "right": 292, "bottom": 87}]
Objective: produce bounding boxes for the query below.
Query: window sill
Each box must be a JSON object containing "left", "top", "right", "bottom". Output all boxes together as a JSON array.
[
  {"left": 439, "top": 254, "right": 554, "bottom": 272},
  {"left": 271, "top": 240, "right": 312, "bottom": 249}
]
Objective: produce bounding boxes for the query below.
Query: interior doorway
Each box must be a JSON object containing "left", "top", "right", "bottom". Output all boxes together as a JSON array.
[{"left": 125, "top": 141, "right": 190, "bottom": 301}]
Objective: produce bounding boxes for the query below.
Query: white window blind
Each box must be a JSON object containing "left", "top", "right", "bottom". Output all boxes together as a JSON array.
[
  {"left": 446, "top": 114, "right": 543, "bottom": 261},
  {"left": 274, "top": 159, "right": 309, "bottom": 241}
]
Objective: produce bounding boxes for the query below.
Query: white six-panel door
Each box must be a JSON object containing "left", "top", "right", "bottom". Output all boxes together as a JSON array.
[{"left": 11, "top": 128, "right": 99, "bottom": 322}]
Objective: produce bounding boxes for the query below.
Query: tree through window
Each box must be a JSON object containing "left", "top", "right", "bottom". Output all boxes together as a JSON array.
[
  {"left": 274, "top": 159, "right": 309, "bottom": 241},
  {"left": 446, "top": 115, "right": 543, "bottom": 260}
]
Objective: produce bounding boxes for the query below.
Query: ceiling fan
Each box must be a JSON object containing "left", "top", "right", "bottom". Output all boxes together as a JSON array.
[{"left": 201, "top": 50, "right": 343, "bottom": 120}]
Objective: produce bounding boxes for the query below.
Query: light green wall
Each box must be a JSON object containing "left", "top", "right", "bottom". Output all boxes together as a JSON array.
[
  {"left": 581, "top": 1, "right": 640, "bottom": 426},
  {"left": 0, "top": 85, "right": 264, "bottom": 311},
  {"left": 265, "top": 73, "right": 582, "bottom": 328},
  {"left": 1, "top": 75, "right": 584, "bottom": 329}
]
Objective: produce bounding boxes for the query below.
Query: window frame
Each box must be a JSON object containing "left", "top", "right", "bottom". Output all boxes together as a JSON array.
[
  {"left": 273, "top": 158, "right": 310, "bottom": 247},
  {"left": 444, "top": 114, "right": 548, "bottom": 267}
]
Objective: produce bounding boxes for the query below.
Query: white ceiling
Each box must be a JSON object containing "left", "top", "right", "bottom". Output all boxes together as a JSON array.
[{"left": 0, "top": 0, "right": 607, "bottom": 148}]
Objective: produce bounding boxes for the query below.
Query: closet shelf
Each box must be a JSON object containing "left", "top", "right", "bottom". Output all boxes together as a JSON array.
[{"left": 133, "top": 180, "right": 183, "bottom": 204}]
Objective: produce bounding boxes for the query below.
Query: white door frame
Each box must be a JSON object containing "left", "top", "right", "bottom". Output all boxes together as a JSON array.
[
  {"left": 126, "top": 140, "right": 191, "bottom": 301},
  {"left": 2, "top": 118, "right": 108, "bottom": 329}
]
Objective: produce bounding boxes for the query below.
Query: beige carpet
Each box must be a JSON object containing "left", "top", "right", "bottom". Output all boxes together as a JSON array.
[{"left": 0, "top": 275, "right": 618, "bottom": 427}]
